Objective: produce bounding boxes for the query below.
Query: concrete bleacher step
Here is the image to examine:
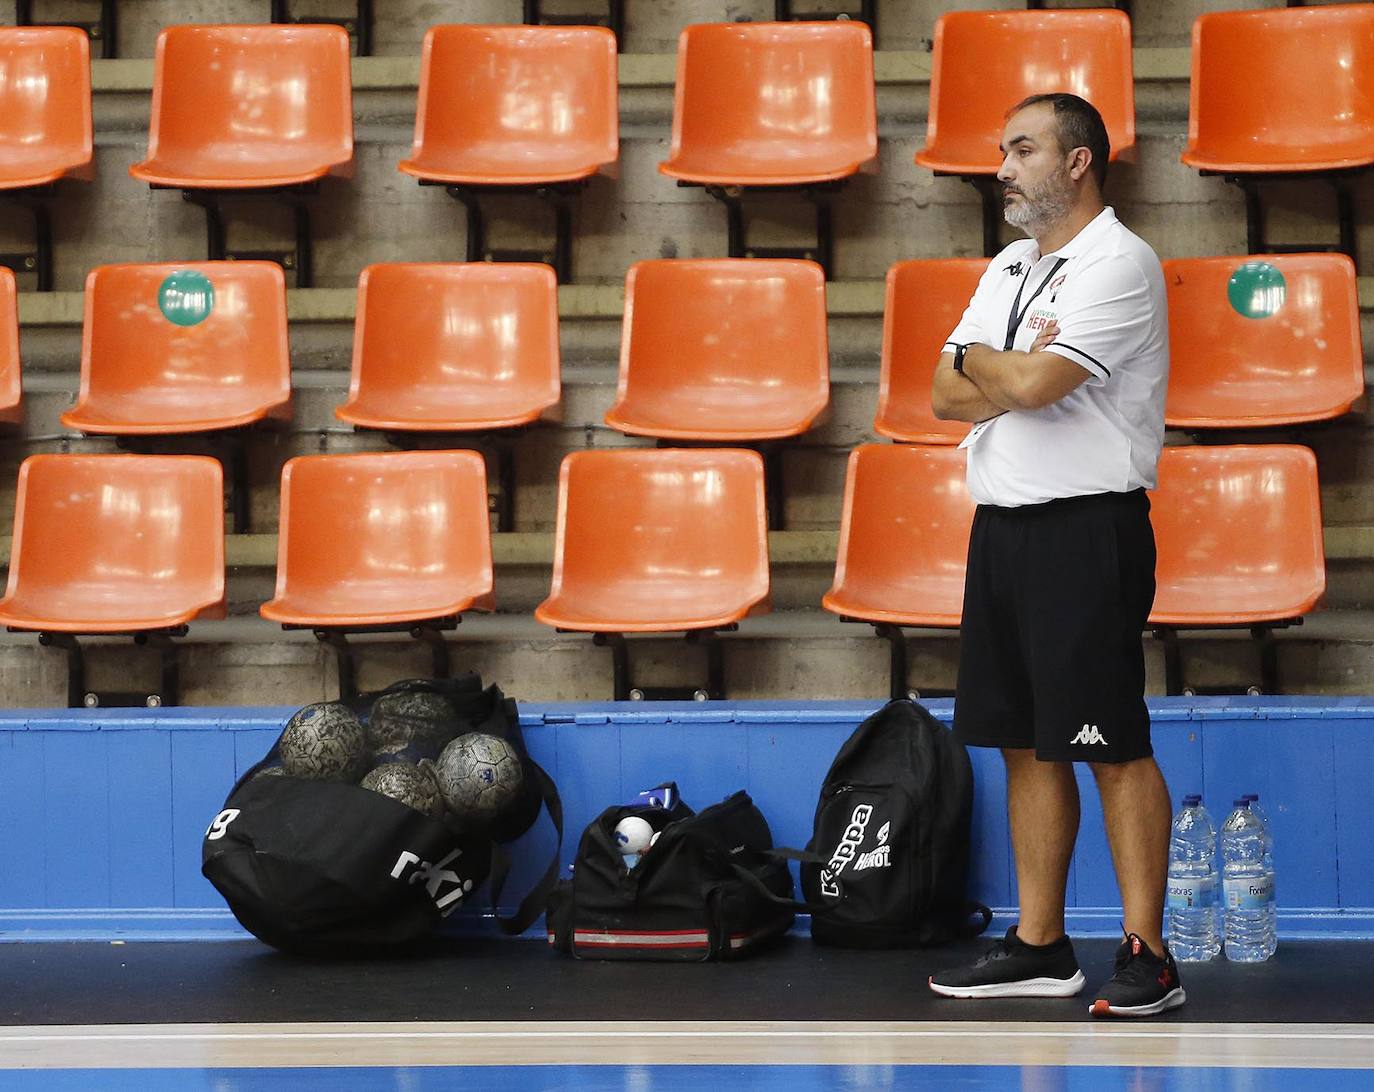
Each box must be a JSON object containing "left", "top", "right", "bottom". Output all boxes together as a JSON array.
[{"left": 2, "top": 606, "right": 1371, "bottom": 706}]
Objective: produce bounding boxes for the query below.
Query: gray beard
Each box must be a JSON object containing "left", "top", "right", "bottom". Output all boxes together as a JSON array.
[{"left": 1003, "top": 172, "right": 1074, "bottom": 235}]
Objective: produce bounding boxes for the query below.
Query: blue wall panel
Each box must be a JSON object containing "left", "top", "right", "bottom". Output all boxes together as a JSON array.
[
  {"left": 551, "top": 721, "right": 619, "bottom": 860},
  {"left": 42, "top": 730, "right": 110, "bottom": 908},
  {"left": 1333, "top": 720, "right": 1374, "bottom": 909},
  {"left": 1, "top": 699, "right": 1372, "bottom": 939},
  {"left": 744, "top": 720, "right": 853, "bottom": 853},
  {"left": 965, "top": 746, "right": 1011, "bottom": 910},
  {"left": 0, "top": 732, "right": 46, "bottom": 909},
  {"left": 106, "top": 731, "right": 174, "bottom": 908},
  {"left": 233, "top": 728, "right": 280, "bottom": 782},
  {"left": 1201, "top": 720, "right": 1338, "bottom": 907},
  {"left": 169, "top": 730, "right": 237, "bottom": 908}
]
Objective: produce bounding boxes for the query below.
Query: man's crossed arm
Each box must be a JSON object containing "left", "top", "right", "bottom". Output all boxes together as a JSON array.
[{"left": 930, "top": 322, "right": 1092, "bottom": 423}]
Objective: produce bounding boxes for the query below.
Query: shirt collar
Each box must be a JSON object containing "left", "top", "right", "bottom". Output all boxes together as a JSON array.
[{"left": 1043, "top": 205, "right": 1117, "bottom": 260}]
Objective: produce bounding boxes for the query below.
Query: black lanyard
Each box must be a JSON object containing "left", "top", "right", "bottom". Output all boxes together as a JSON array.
[{"left": 1003, "top": 256, "right": 1067, "bottom": 351}]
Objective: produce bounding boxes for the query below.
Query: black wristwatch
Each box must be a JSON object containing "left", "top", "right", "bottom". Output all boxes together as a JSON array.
[{"left": 952, "top": 343, "right": 969, "bottom": 375}]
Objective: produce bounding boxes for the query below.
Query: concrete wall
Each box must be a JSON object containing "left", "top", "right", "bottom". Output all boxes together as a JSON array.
[{"left": 0, "top": 1, "right": 1372, "bottom": 706}]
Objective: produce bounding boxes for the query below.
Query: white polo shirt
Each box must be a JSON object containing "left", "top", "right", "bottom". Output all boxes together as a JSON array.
[{"left": 943, "top": 206, "right": 1169, "bottom": 508}]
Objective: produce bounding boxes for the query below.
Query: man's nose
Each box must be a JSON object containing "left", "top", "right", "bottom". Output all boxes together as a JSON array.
[{"left": 996, "top": 156, "right": 1015, "bottom": 183}]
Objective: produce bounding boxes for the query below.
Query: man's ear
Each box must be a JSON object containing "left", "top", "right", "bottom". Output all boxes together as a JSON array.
[{"left": 1067, "top": 146, "right": 1092, "bottom": 183}]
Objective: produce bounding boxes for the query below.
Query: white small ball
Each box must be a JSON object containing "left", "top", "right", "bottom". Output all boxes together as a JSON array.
[{"left": 613, "top": 815, "right": 654, "bottom": 855}]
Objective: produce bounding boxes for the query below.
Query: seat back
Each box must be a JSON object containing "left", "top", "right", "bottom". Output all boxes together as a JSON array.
[
  {"left": 1165, "top": 254, "right": 1364, "bottom": 428},
  {"left": 917, "top": 10, "right": 1134, "bottom": 175},
  {"left": 1150, "top": 445, "right": 1325, "bottom": 626},
  {"left": 342, "top": 262, "right": 560, "bottom": 430},
  {"left": 265, "top": 451, "right": 494, "bottom": 625},
  {"left": 0, "top": 454, "right": 224, "bottom": 630},
  {"left": 610, "top": 258, "right": 829, "bottom": 439},
  {"left": 875, "top": 259, "right": 988, "bottom": 443},
  {"left": 0, "top": 26, "right": 92, "bottom": 186},
  {"left": 403, "top": 24, "right": 617, "bottom": 182},
  {"left": 662, "top": 21, "right": 876, "bottom": 183},
  {"left": 1184, "top": 6, "right": 1374, "bottom": 172},
  {"left": 142, "top": 24, "right": 352, "bottom": 182},
  {"left": 824, "top": 444, "right": 973, "bottom": 627},
  {"left": 0, "top": 267, "right": 19, "bottom": 423},
  {"left": 539, "top": 449, "right": 770, "bottom": 630},
  {"left": 68, "top": 262, "right": 291, "bottom": 432}
]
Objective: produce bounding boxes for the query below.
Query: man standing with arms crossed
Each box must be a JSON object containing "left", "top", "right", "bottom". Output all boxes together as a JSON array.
[{"left": 925, "top": 94, "right": 1182, "bottom": 1017}]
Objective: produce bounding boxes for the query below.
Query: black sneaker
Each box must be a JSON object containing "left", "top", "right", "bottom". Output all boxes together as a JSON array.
[
  {"left": 929, "top": 926, "right": 1086, "bottom": 999},
  {"left": 1089, "top": 933, "right": 1186, "bottom": 1017}
]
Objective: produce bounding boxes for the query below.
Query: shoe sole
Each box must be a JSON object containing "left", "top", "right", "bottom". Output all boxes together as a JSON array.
[
  {"left": 1089, "top": 987, "right": 1187, "bottom": 1018},
  {"left": 929, "top": 970, "right": 1086, "bottom": 999}
]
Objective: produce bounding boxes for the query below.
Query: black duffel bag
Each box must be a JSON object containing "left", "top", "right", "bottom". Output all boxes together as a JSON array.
[
  {"left": 547, "top": 789, "right": 796, "bottom": 961},
  {"left": 202, "top": 673, "right": 561, "bottom": 954}
]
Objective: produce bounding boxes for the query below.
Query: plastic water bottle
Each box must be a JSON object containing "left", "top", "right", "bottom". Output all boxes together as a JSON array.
[
  {"left": 1242, "top": 793, "right": 1278, "bottom": 955},
  {"left": 1222, "top": 799, "right": 1276, "bottom": 962},
  {"left": 1242, "top": 793, "right": 1273, "bottom": 859},
  {"left": 1167, "top": 794, "right": 1221, "bottom": 961}
]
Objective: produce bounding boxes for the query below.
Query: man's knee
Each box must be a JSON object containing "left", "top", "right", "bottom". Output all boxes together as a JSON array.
[
  {"left": 1088, "top": 755, "right": 1160, "bottom": 784},
  {"left": 1003, "top": 747, "right": 1069, "bottom": 771}
]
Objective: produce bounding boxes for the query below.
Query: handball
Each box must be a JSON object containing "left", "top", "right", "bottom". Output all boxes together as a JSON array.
[
  {"left": 278, "top": 702, "right": 368, "bottom": 782},
  {"left": 434, "top": 732, "right": 525, "bottom": 821}
]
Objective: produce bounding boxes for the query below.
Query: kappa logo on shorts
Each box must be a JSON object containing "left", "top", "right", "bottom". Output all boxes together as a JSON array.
[{"left": 1071, "top": 723, "right": 1109, "bottom": 746}]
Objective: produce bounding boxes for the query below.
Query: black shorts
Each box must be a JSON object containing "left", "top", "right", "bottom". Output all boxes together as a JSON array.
[{"left": 953, "top": 488, "right": 1155, "bottom": 763}]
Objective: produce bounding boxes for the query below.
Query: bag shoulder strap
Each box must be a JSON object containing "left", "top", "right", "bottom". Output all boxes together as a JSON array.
[
  {"left": 722, "top": 845, "right": 839, "bottom": 915},
  {"left": 488, "top": 757, "right": 563, "bottom": 936},
  {"left": 961, "top": 900, "right": 994, "bottom": 939}
]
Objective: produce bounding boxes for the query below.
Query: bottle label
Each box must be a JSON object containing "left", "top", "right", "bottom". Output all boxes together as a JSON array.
[
  {"left": 1167, "top": 876, "right": 1216, "bottom": 909},
  {"left": 1224, "top": 876, "right": 1275, "bottom": 910}
]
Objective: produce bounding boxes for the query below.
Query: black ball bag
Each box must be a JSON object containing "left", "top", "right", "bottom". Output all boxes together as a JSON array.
[
  {"left": 202, "top": 673, "right": 560, "bottom": 954},
  {"left": 204, "top": 773, "right": 492, "bottom": 955}
]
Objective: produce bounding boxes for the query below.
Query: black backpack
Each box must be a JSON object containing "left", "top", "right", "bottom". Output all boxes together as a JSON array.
[
  {"left": 202, "top": 674, "right": 561, "bottom": 954},
  {"left": 801, "top": 699, "right": 992, "bottom": 948},
  {"left": 547, "top": 789, "right": 796, "bottom": 961}
]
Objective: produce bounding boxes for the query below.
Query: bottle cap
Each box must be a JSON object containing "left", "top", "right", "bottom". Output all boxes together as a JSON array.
[
  {"left": 1182, "top": 794, "right": 1201, "bottom": 806},
  {"left": 1234, "top": 798, "right": 1250, "bottom": 808}
]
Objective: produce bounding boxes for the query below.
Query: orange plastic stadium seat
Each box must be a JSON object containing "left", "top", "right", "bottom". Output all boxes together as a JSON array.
[
  {"left": 129, "top": 24, "right": 353, "bottom": 189},
  {"left": 605, "top": 259, "right": 829, "bottom": 441},
  {"left": 0, "top": 454, "right": 225, "bottom": 632},
  {"left": 916, "top": 10, "right": 1135, "bottom": 176},
  {"left": 0, "top": 27, "right": 93, "bottom": 189},
  {"left": 0, "top": 268, "right": 20, "bottom": 425},
  {"left": 398, "top": 25, "right": 618, "bottom": 185},
  {"left": 535, "top": 449, "right": 771, "bottom": 633},
  {"left": 1182, "top": 6, "right": 1374, "bottom": 174},
  {"left": 659, "top": 21, "right": 876, "bottom": 186},
  {"left": 1165, "top": 254, "right": 1364, "bottom": 429},
  {"left": 61, "top": 262, "right": 291, "bottom": 434},
  {"left": 336, "top": 263, "right": 560, "bottom": 432},
  {"left": 260, "top": 450, "right": 495, "bottom": 628},
  {"left": 1149, "top": 445, "right": 1325, "bottom": 628},
  {"left": 823, "top": 444, "right": 975, "bottom": 628},
  {"left": 875, "top": 259, "right": 989, "bottom": 443}
]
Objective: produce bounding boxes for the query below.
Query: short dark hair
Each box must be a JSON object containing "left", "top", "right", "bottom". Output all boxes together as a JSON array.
[{"left": 1008, "top": 93, "right": 1110, "bottom": 191}]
